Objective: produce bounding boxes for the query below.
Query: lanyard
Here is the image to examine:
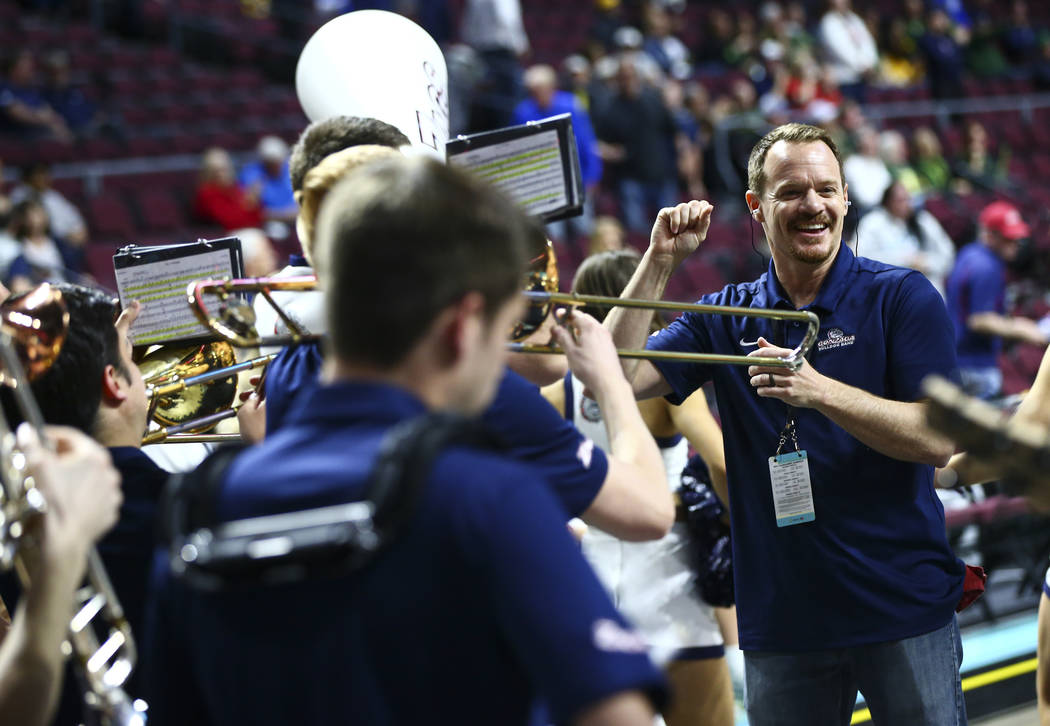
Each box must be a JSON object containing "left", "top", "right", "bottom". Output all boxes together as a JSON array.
[{"left": 772, "top": 317, "right": 817, "bottom": 457}]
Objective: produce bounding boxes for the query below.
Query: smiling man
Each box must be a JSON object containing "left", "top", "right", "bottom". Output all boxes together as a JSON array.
[{"left": 607, "top": 123, "right": 969, "bottom": 726}]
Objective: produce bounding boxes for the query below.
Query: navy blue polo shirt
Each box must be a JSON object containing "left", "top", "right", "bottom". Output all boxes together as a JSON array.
[
  {"left": 268, "top": 356, "right": 608, "bottom": 518},
  {"left": 945, "top": 241, "right": 1005, "bottom": 369},
  {"left": 143, "top": 381, "right": 664, "bottom": 726},
  {"left": 646, "top": 243, "right": 965, "bottom": 651}
]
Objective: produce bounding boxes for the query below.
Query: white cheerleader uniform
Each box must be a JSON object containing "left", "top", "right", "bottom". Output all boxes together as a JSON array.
[{"left": 566, "top": 374, "right": 724, "bottom": 665}]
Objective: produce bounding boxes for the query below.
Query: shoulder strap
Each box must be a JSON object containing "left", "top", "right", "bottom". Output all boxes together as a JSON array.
[{"left": 164, "top": 413, "right": 497, "bottom": 589}]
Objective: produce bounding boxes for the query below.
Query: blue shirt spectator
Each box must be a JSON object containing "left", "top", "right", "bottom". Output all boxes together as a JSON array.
[
  {"left": 239, "top": 136, "right": 298, "bottom": 222},
  {"left": 944, "top": 201, "right": 1046, "bottom": 398},
  {"left": 513, "top": 64, "right": 601, "bottom": 189},
  {"left": 946, "top": 242, "right": 1006, "bottom": 370}
]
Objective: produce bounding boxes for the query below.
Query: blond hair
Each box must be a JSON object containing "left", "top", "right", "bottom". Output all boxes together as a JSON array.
[{"left": 295, "top": 145, "right": 401, "bottom": 267}]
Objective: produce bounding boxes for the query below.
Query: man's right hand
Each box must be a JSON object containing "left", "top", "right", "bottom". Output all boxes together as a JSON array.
[{"left": 649, "top": 200, "right": 713, "bottom": 269}]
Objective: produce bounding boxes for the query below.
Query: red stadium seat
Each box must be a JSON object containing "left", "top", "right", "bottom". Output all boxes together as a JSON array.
[{"left": 87, "top": 191, "right": 138, "bottom": 243}]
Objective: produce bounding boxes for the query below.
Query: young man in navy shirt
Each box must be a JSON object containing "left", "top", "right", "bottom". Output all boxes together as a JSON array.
[
  {"left": 944, "top": 200, "right": 1047, "bottom": 399},
  {"left": 144, "top": 156, "right": 666, "bottom": 726},
  {"left": 251, "top": 114, "right": 675, "bottom": 543},
  {"left": 0, "top": 284, "right": 161, "bottom": 723},
  {"left": 608, "top": 123, "right": 969, "bottom": 725}
]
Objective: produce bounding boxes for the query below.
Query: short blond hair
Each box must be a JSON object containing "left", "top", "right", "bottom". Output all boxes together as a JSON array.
[{"left": 295, "top": 145, "right": 401, "bottom": 267}]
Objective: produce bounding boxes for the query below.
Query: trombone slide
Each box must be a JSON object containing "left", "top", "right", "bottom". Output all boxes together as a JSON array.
[{"left": 521, "top": 291, "right": 820, "bottom": 371}]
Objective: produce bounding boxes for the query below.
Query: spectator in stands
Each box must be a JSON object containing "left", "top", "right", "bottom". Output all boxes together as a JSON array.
[
  {"left": 945, "top": 201, "right": 1047, "bottom": 399},
  {"left": 723, "top": 11, "right": 760, "bottom": 71},
  {"left": 594, "top": 54, "right": 681, "bottom": 234},
  {"left": 902, "top": 0, "right": 926, "bottom": 40},
  {"left": 39, "top": 51, "right": 98, "bottom": 138},
  {"left": 589, "top": 215, "right": 626, "bottom": 256},
  {"left": 965, "top": 13, "right": 1010, "bottom": 78},
  {"left": 693, "top": 9, "right": 735, "bottom": 71},
  {"left": 912, "top": 126, "right": 953, "bottom": 193},
  {"left": 193, "top": 147, "right": 263, "bottom": 231},
  {"left": 817, "top": 0, "right": 879, "bottom": 103},
  {"left": 843, "top": 125, "right": 892, "bottom": 214},
  {"left": 6, "top": 199, "right": 78, "bottom": 293},
  {"left": 641, "top": 1, "right": 692, "bottom": 81},
  {"left": 238, "top": 136, "right": 298, "bottom": 226},
  {"left": 562, "top": 54, "right": 602, "bottom": 114},
  {"left": 878, "top": 17, "right": 924, "bottom": 86},
  {"left": 1000, "top": 0, "right": 1041, "bottom": 68},
  {"left": 918, "top": 9, "right": 967, "bottom": 99},
  {"left": 663, "top": 80, "right": 706, "bottom": 201},
  {"left": 952, "top": 119, "right": 1010, "bottom": 194},
  {"left": 758, "top": 1, "right": 814, "bottom": 71},
  {"left": 588, "top": 0, "right": 627, "bottom": 56},
  {"left": 784, "top": 52, "right": 842, "bottom": 123},
  {"left": 514, "top": 64, "right": 602, "bottom": 246},
  {"left": 855, "top": 180, "right": 956, "bottom": 298},
  {"left": 0, "top": 50, "right": 71, "bottom": 142},
  {"left": 460, "top": 0, "right": 529, "bottom": 132},
  {"left": 823, "top": 98, "right": 866, "bottom": 157},
  {"left": 1034, "top": 38, "right": 1050, "bottom": 91},
  {"left": 879, "top": 129, "right": 922, "bottom": 194},
  {"left": 9, "top": 162, "right": 87, "bottom": 247}
]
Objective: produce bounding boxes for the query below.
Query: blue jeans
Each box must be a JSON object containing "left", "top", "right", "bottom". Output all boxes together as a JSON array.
[{"left": 744, "top": 617, "right": 966, "bottom": 726}]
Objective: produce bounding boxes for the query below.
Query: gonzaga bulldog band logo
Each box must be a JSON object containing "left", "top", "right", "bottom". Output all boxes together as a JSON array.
[{"left": 817, "top": 328, "right": 856, "bottom": 352}]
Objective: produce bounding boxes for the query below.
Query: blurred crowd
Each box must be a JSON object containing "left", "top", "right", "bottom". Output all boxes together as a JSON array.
[{"left": 1, "top": 0, "right": 1049, "bottom": 299}]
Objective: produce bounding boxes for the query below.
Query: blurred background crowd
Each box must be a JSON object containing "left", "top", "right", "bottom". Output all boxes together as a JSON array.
[{"left": 2, "top": 0, "right": 1050, "bottom": 394}]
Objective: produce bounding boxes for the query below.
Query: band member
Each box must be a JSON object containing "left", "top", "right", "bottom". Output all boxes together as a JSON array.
[
  {"left": 0, "top": 426, "right": 121, "bottom": 726},
  {"left": 144, "top": 155, "right": 666, "bottom": 725},
  {"left": 608, "top": 123, "right": 967, "bottom": 725},
  {"left": 256, "top": 134, "right": 674, "bottom": 542},
  {"left": 0, "top": 285, "right": 160, "bottom": 723},
  {"left": 542, "top": 249, "right": 735, "bottom": 726}
]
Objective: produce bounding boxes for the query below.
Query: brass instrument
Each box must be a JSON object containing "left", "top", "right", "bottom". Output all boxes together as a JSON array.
[
  {"left": 187, "top": 276, "right": 820, "bottom": 371},
  {"left": 0, "top": 284, "right": 146, "bottom": 725},
  {"left": 140, "top": 347, "right": 276, "bottom": 441},
  {"left": 510, "top": 291, "right": 819, "bottom": 371},
  {"left": 187, "top": 276, "right": 317, "bottom": 348}
]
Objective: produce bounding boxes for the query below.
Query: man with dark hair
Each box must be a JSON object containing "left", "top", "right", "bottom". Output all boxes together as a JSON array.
[
  {"left": 609, "top": 122, "right": 969, "bottom": 725},
  {"left": 287, "top": 115, "right": 410, "bottom": 193},
  {"left": 254, "top": 117, "right": 675, "bottom": 544},
  {"left": 1, "top": 284, "right": 160, "bottom": 722},
  {"left": 145, "top": 156, "right": 666, "bottom": 726},
  {"left": 252, "top": 115, "right": 410, "bottom": 349}
]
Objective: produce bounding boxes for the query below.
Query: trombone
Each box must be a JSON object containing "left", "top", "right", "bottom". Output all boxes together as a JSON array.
[
  {"left": 0, "top": 284, "right": 146, "bottom": 726},
  {"left": 187, "top": 277, "right": 820, "bottom": 371},
  {"left": 510, "top": 291, "right": 818, "bottom": 371},
  {"left": 139, "top": 344, "right": 276, "bottom": 446}
]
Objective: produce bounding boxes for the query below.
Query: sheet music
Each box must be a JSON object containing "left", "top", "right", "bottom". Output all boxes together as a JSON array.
[
  {"left": 449, "top": 130, "right": 568, "bottom": 216},
  {"left": 115, "top": 248, "right": 233, "bottom": 345}
]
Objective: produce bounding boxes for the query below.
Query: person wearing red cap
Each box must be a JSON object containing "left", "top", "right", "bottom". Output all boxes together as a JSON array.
[{"left": 944, "top": 200, "right": 1048, "bottom": 398}]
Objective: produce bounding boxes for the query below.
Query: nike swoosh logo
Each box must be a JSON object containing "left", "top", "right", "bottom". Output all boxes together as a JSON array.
[{"left": 739, "top": 338, "right": 760, "bottom": 347}]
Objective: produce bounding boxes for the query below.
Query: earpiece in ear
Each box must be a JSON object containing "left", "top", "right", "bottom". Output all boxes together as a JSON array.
[
  {"left": 751, "top": 209, "right": 759, "bottom": 218},
  {"left": 846, "top": 200, "right": 852, "bottom": 207}
]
